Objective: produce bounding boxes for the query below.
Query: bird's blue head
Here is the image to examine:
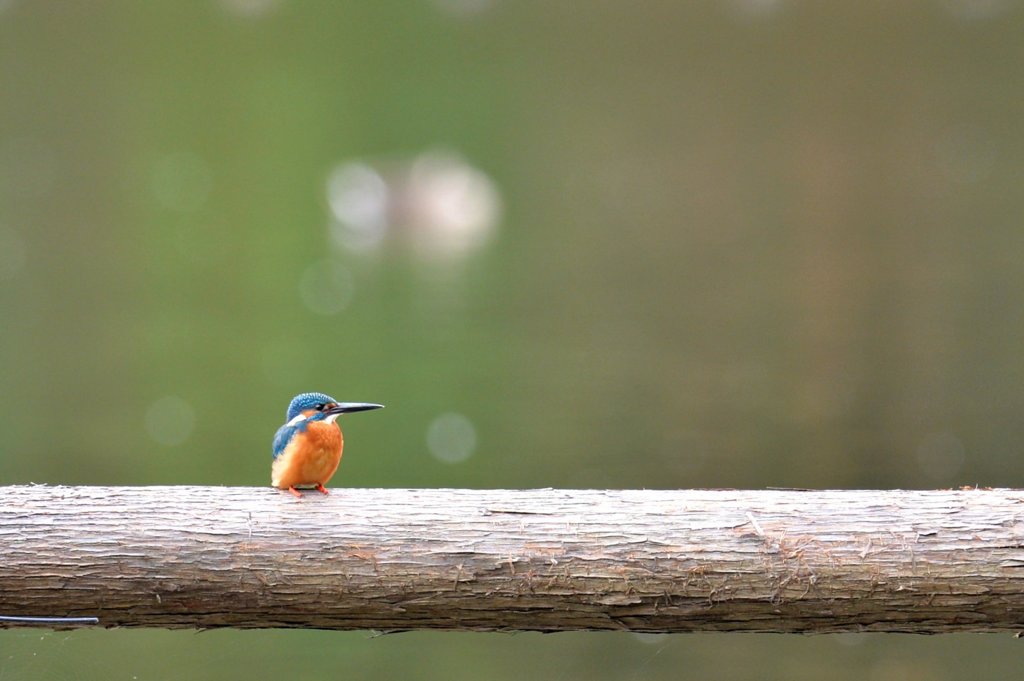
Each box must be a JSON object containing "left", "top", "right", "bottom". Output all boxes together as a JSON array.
[{"left": 284, "top": 392, "right": 384, "bottom": 423}]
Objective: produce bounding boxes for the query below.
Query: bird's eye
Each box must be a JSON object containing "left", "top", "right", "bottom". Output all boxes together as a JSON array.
[{"left": 315, "top": 403, "right": 326, "bottom": 411}]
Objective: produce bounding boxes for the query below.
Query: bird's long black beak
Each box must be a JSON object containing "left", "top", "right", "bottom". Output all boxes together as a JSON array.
[{"left": 325, "top": 402, "right": 384, "bottom": 416}]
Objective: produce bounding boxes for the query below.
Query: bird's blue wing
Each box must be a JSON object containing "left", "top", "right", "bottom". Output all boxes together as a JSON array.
[{"left": 272, "top": 423, "right": 298, "bottom": 460}]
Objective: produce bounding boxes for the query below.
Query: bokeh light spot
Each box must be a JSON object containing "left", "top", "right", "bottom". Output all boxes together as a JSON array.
[
  {"left": 725, "top": 0, "right": 785, "bottom": 20},
  {"left": 426, "top": 412, "right": 477, "bottom": 464},
  {"left": 408, "top": 151, "right": 501, "bottom": 259},
  {"left": 327, "top": 162, "right": 389, "bottom": 253},
  {"left": 218, "top": 0, "right": 281, "bottom": 18},
  {"left": 144, "top": 396, "right": 197, "bottom": 447},
  {"left": 326, "top": 151, "right": 501, "bottom": 261},
  {"left": 151, "top": 152, "right": 213, "bottom": 212},
  {"left": 0, "top": 225, "right": 27, "bottom": 280},
  {"left": 429, "top": 0, "right": 496, "bottom": 18},
  {"left": 298, "top": 259, "right": 354, "bottom": 315},
  {"left": 940, "top": 0, "right": 1012, "bottom": 20}
]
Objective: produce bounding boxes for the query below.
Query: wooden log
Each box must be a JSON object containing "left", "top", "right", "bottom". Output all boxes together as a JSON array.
[{"left": 1, "top": 485, "right": 1023, "bottom": 633}]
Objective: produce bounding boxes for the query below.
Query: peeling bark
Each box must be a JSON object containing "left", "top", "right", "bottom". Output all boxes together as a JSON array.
[{"left": 2, "top": 485, "right": 1024, "bottom": 633}]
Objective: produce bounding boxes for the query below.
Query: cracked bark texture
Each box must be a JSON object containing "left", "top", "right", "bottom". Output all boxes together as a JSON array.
[{"left": 2, "top": 485, "right": 1024, "bottom": 633}]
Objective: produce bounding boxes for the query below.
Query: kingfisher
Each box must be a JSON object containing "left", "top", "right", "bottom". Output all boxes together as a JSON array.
[{"left": 272, "top": 392, "right": 383, "bottom": 498}]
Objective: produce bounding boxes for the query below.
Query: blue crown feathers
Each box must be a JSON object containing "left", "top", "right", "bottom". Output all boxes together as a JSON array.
[{"left": 285, "top": 392, "right": 338, "bottom": 422}]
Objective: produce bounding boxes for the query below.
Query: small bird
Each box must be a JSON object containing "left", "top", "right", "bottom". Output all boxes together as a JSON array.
[{"left": 272, "top": 392, "right": 383, "bottom": 498}]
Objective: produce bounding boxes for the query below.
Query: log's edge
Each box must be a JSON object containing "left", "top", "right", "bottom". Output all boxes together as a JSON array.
[{"left": 1, "top": 486, "right": 1023, "bottom": 634}]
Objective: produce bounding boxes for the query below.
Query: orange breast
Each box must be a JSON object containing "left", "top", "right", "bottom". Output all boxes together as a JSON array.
[{"left": 271, "top": 421, "right": 344, "bottom": 489}]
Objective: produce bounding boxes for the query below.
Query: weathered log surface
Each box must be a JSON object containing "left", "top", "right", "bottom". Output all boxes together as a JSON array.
[{"left": 2, "top": 485, "right": 1024, "bottom": 633}]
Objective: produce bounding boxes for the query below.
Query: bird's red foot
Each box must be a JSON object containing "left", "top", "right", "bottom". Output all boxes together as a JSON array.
[
  {"left": 287, "top": 487, "right": 303, "bottom": 499},
  {"left": 315, "top": 484, "right": 330, "bottom": 495}
]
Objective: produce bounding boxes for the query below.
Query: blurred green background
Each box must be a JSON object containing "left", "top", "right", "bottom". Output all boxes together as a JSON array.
[{"left": 3, "top": 0, "right": 1024, "bottom": 679}]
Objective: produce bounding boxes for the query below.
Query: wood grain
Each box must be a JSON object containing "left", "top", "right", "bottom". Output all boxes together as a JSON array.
[{"left": 2, "top": 485, "right": 1024, "bottom": 633}]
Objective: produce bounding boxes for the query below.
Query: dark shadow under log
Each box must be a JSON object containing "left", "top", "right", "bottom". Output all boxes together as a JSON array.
[{"left": 2, "top": 485, "right": 1024, "bottom": 633}]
